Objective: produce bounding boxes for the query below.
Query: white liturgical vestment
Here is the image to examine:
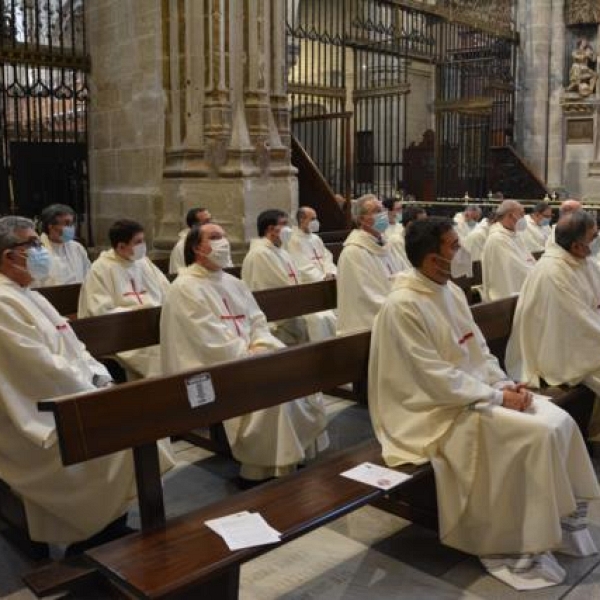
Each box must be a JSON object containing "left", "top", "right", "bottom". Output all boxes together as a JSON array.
[
  {"left": 35, "top": 233, "right": 91, "bottom": 287},
  {"left": 286, "top": 227, "right": 337, "bottom": 282},
  {"left": 242, "top": 237, "right": 335, "bottom": 342},
  {"left": 521, "top": 215, "right": 549, "bottom": 253},
  {"left": 482, "top": 223, "right": 535, "bottom": 300},
  {"left": 369, "top": 269, "right": 599, "bottom": 556},
  {"left": 506, "top": 245, "right": 600, "bottom": 394},
  {"left": 336, "top": 229, "right": 404, "bottom": 335},
  {"left": 78, "top": 249, "right": 171, "bottom": 378},
  {"left": 462, "top": 219, "right": 490, "bottom": 262},
  {"left": 168, "top": 229, "right": 188, "bottom": 275},
  {"left": 0, "top": 275, "right": 135, "bottom": 543},
  {"left": 160, "top": 264, "right": 328, "bottom": 478}
]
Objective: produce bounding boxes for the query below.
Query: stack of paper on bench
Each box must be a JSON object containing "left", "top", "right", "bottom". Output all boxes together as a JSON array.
[{"left": 205, "top": 511, "right": 282, "bottom": 550}]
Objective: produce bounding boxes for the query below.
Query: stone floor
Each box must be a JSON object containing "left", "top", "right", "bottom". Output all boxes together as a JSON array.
[{"left": 3, "top": 397, "right": 600, "bottom": 599}]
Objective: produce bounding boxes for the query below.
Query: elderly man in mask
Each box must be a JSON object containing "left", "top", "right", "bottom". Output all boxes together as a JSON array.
[
  {"left": 36, "top": 203, "right": 90, "bottom": 286},
  {"left": 0, "top": 216, "right": 173, "bottom": 548},
  {"left": 161, "top": 223, "right": 328, "bottom": 487},
  {"left": 507, "top": 210, "right": 600, "bottom": 436},
  {"left": 481, "top": 199, "right": 536, "bottom": 300},
  {"left": 336, "top": 194, "right": 406, "bottom": 335}
]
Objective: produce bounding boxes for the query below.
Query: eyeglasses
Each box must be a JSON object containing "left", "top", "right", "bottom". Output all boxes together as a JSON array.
[{"left": 10, "top": 239, "right": 43, "bottom": 250}]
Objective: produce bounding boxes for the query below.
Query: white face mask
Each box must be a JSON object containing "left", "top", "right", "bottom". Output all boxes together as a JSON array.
[
  {"left": 589, "top": 237, "right": 600, "bottom": 256},
  {"left": 308, "top": 219, "right": 320, "bottom": 234},
  {"left": 208, "top": 238, "right": 232, "bottom": 268},
  {"left": 515, "top": 217, "right": 527, "bottom": 232},
  {"left": 132, "top": 242, "right": 147, "bottom": 261},
  {"left": 280, "top": 226, "right": 293, "bottom": 246}
]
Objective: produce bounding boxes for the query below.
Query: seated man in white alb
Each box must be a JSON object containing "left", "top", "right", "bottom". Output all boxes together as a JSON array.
[
  {"left": 242, "top": 209, "right": 309, "bottom": 344},
  {"left": 382, "top": 197, "right": 403, "bottom": 242},
  {"left": 0, "top": 216, "right": 174, "bottom": 549},
  {"left": 78, "top": 219, "right": 171, "bottom": 379},
  {"left": 546, "top": 199, "right": 582, "bottom": 248},
  {"left": 169, "top": 206, "right": 212, "bottom": 274},
  {"left": 521, "top": 201, "right": 552, "bottom": 253},
  {"left": 462, "top": 210, "right": 493, "bottom": 262},
  {"left": 161, "top": 223, "right": 328, "bottom": 486},
  {"left": 369, "top": 216, "right": 599, "bottom": 590},
  {"left": 454, "top": 204, "right": 481, "bottom": 242},
  {"left": 387, "top": 204, "right": 427, "bottom": 270},
  {"left": 506, "top": 211, "right": 600, "bottom": 434},
  {"left": 336, "top": 194, "right": 406, "bottom": 335},
  {"left": 287, "top": 206, "right": 337, "bottom": 282},
  {"left": 481, "top": 200, "right": 535, "bottom": 300},
  {"left": 36, "top": 203, "right": 90, "bottom": 286}
]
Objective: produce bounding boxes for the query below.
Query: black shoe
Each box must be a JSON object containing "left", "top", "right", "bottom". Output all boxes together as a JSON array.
[
  {"left": 64, "top": 515, "right": 136, "bottom": 557},
  {"left": 234, "top": 476, "right": 275, "bottom": 490}
]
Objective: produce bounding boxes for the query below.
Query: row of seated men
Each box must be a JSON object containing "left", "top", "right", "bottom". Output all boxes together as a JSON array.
[{"left": 0, "top": 200, "right": 599, "bottom": 590}]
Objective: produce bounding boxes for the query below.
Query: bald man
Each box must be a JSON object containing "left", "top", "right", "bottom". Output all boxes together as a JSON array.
[
  {"left": 481, "top": 200, "right": 536, "bottom": 300},
  {"left": 546, "top": 199, "right": 582, "bottom": 249}
]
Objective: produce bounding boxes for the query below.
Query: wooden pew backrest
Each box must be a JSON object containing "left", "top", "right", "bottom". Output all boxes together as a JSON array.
[{"left": 471, "top": 295, "right": 518, "bottom": 367}]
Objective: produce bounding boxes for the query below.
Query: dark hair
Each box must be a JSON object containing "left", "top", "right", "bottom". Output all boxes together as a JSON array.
[
  {"left": 405, "top": 217, "right": 455, "bottom": 268},
  {"left": 402, "top": 204, "right": 426, "bottom": 228},
  {"left": 382, "top": 197, "right": 397, "bottom": 211},
  {"left": 108, "top": 219, "right": 144, "bottom": 248},
  {"left": 183, "top": 225, "right": 204, "bottom": 266},
  {"left": 40, "top": 204, "right": 75, "bottom": 234},
  {"left": 532, "top": 201, "right": 550, "bottom": 215},
  {"left": 555, "top": 211, "right": 596, "bottom": 252},
  {"left": 257, "top": 209, "right": 286, "bottom": 237},
  {"left": 185, "top": 207, "right": 207, "bottom": 229}
]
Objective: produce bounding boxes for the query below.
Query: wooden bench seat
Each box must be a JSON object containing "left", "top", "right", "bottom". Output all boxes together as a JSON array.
[{"left": 85, "top": 440, "right": 431, "bottom": 600}]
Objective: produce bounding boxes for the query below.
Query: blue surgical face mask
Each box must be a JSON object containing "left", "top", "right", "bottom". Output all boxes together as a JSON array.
[
  {"left": 396, "top": 211, "right": 403, "bottom": 224},
  {"left": 373, "top": 212, "right": 389, "bottom": 234},
  {"left": 61, "top": 225, "right": 75, "bottom": 243},
  {"left": 26, "top": 246, "right": 52, "bottom": 280},
  {"left": 540, "top": 218, "right": 551, "bottom": 227}
]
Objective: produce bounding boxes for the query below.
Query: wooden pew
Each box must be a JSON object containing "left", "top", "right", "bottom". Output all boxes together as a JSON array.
[{"left": 24, "top": 333, "right": 433, "bottom": 599}]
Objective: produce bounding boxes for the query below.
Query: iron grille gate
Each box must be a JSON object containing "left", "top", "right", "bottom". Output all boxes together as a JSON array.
[
  {"left": 286, "top": 0, "right": 517, "bottom": 201},
  {"left": 0, "top": 0, "right": 90, "bottom": 240}
]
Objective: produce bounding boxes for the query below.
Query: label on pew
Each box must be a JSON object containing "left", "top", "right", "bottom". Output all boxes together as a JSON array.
[
  {"left": 340, "top": 462, "right": 412, "bottom": 490},
  {"left": 185, "top": 373, "right": 216, "bottom": 408}
]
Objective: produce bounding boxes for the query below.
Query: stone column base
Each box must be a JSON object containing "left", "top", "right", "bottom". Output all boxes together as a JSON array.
[{"left": 156, "top": 175, "right": 298, "bottom": 252}]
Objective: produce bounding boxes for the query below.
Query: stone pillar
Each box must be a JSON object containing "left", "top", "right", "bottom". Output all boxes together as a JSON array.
[
  {"left": 157, "top": 0, "right": 297, "bottom": 254},
  {"left": 86, "top": 0, "right": 165, "bottom": 248},
  {"left": 515, "top": 0, "right": 553, "bottom": 184}
]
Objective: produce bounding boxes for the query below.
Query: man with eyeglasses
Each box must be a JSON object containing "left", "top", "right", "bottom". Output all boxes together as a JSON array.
[
  {"left": 0, "top": 216, "right": 175, "bottom": 548},
  {"left": 36, "top": 203, "right": 91, "bottom": 287}
]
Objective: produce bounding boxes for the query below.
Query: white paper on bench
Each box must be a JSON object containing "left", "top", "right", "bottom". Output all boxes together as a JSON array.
[
  {"left": 340, "top": 462, "right": 413, "bottom": 490},
  {"left": 205, "top": 511, "right": 281, "bottom": 551}
]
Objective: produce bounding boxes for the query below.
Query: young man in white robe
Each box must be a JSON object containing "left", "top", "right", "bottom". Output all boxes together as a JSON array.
[
  {"left": 168, "top": 207, "right": 212, "bottom": 275},
  {"left": 241, "top": 209, "right": 313, "bottom": 344},
  {"left": 36, "top": 203, "right": 90, "bottom": 287},
  {"left": 0, "top": 216, "right": 174, "bottom": 547},
  {"left": 369, "top": 216, "right": 600, "bottom": 590},
  {"left": 78, "top": 219, "right": 171, "bottom": 379},
  {"left": 521, "top": 201, "right": 552, "bottom": 253},
  {"left": 161, "top": 223, "right": 328, "bottom": 485},
  {"left": 481, "top": 199, "right": 536, "bottom": 300},
  {"left": 506, "top": 211, "right": 600, "bottom": 436},
  {"left": 336, "top": 195, "right": 407, "bottom": 335}
]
